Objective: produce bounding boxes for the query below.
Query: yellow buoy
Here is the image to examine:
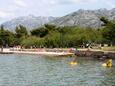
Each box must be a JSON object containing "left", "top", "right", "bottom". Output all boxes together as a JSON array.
[
  {"left": 102, "top": 63, "right": 107, "bottom": 67},
  {"left": 102, "top": 59, "right": 112, "bottom": 67},
  {"left": 70, "top": 61, "right": 77, "bottom": 65}
]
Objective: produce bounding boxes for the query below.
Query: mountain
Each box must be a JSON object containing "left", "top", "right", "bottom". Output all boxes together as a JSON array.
[
  {"left": 2, "top": 15, "right": 57, "bottom": 31},
  {"left": 1, "top": 8, "right": 115, "bottom": 31},
  {"left": 50, "top": 8, "right": 115, "bottom": 28}
]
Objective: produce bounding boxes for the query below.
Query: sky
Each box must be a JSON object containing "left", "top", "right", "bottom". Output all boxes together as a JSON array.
[{"left": 0, "top": 0, "right": 115, "bottom": 24}]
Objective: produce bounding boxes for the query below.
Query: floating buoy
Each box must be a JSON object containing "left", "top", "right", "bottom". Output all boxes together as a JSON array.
[
  {"left": 70, "top": 61, "right": 77, "bottom": 65},
  {"left": 102, "top": 59, "right": 112, "bottom": 67}
]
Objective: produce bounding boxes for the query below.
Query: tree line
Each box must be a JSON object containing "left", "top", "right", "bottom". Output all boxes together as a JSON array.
[{"left": 0, "top": 17, "right": 115, "bottom": 48}]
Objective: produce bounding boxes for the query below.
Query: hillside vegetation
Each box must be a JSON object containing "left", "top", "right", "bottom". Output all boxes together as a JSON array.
[{"left": 0, "top": 17, "right": 115, "bottom": 48}]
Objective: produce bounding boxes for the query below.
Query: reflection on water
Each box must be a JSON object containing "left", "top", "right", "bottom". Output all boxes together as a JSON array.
[{"left": 0, "top": 54, "right": 115, "bottom": 86}]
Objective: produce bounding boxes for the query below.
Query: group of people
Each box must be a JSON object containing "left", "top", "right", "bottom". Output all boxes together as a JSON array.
[{"left": 70, "top": 58, "right": 113, "bottom": 67}]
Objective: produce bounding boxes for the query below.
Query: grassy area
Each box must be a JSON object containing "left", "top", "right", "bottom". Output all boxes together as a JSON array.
[{"left": 102, "top": 46, "right": 115, "bottom": 51}]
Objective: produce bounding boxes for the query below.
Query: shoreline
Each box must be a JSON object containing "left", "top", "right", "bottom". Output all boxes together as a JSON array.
[
  {"left": 0, "top": 48, "right": 74, "bottom": 56},
  {"left": 0, "top": 48, "right": 115, "bottom": 59}
]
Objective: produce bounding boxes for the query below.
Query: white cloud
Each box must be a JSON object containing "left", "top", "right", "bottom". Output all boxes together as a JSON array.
[
  {"left": 71, "top": 0, "right": 97, "bottom": 4},
  {"left": 0, "top": 10, "right": 15, "bottom": 24},
  {"left": 13, "top": 0, "right": 27, "bottom": 7},
  {"left": 48, "top": 0, "right": 58, "bottom": 5},
  {"left": 0, "top": 10, "right": 16, "bottom": 23},
  {"left": 0, "top": 11, "right": 8, "bottom": 18},
  {"left": 39, "top": 0, "right": 59, "bottom": 6},
  {"left": 105, "top": 1, "right": 115, "bottom": 8},
  {"left": 0, "top": 11, "right": 14, "bottom": 18}
]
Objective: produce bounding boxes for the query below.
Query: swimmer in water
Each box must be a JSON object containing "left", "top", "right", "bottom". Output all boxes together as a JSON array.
[
  {"left": 70, "top": 58, "right": 77, "bottom": 65},
  {"left": 102, "top": 59, "right": 112, "bottom": 67}
]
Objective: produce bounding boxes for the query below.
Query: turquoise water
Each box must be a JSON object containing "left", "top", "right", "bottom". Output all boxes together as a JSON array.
[{"left": 0, "top": 54, "right": 115, "bottom": 86}]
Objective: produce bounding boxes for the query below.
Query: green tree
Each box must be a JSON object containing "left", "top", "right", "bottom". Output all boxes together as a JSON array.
[
  {"left": 0, "top": 25, "right": 15, "bottom": 47},
  {"left": 15, "top": 25, "right": 28, "bottom": 45},
  {"left": 31, "top": 27, "right": 48, "bottom": 37},
  {"left": 100, "top": 17, "right": 115, "bottom": 45},
  {"left": 15, "top": 25, "right": 28, "bottom": 38}
]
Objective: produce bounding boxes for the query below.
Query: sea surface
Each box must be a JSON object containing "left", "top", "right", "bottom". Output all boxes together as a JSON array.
[{"left": 0, "top": 54, "right": 115, "bottom": 86}]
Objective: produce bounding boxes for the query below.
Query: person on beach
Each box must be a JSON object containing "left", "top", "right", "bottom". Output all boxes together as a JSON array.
[{"left": 1, "top": 46, "right": 3, "bottom": 52}]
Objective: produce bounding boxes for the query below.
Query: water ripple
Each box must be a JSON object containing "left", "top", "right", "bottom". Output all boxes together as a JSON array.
[{"left": 0, "top": 54, "right": 114, "bottom": 86}]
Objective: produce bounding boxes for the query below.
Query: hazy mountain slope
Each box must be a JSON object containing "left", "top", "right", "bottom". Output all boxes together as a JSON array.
[
  {"left": 2, "top": 8, "right": 115, "bottom": 31},
  {"left": 50, "top": 8, "right": 115, "bottom": 28},
  {"left": 2, "top": 15, "right": 57, "bottom": 31}
]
